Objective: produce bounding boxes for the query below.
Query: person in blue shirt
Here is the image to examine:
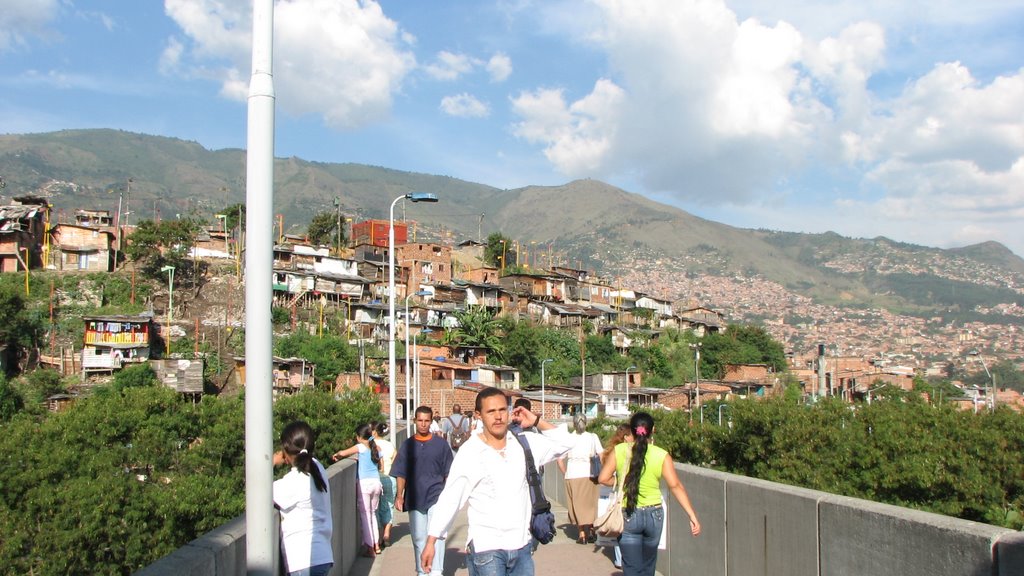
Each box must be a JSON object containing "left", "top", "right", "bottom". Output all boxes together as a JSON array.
[
  {"left": 333, "top": 423, "right": 383, "bottom": 558},
  {"left": 391, "top": 406, "right": 454, "bottom": 576}
]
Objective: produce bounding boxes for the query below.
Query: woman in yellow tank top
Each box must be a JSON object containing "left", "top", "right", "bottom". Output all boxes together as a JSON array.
[{"left": 597, "top": 412, "right": 701, "bottom": 576}]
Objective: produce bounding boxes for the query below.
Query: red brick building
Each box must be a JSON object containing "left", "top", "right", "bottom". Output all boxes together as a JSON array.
[{"left": 351, "top": 219, "right": 407, "bottom": 248}]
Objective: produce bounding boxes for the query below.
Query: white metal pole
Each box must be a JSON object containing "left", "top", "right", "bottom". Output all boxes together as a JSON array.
[
  {"left": 245, "top": 0, "right": 276, "bottom": 573},
  {"left": 413, "top": 334, "right": 419, "bottom": 411},
  {"left": 541, "top": 358, "right": 553, "bottom": 420},
  {"left": 625, "top": 366, "right": 633, "bottom": 415},
  {"left": 388, "top": 194, "right": 404, "bottom": 446},
  {"left": 405, "top": 297, "right": 412, "bottom": 433}
]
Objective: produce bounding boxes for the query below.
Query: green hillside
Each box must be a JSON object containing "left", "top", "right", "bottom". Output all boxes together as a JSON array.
[{"left": 1, "top": 129, "right": 1022, "bottom": 317}]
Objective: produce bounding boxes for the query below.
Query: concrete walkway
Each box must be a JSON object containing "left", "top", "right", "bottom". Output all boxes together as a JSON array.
[{"left": 347, "top": 501, "right": 628, "bottom": 576}]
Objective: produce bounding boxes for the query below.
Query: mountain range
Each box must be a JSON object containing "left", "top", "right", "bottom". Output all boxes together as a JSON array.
[{"left": 1, "top": 129, "right": 1022, "bottom": 320}]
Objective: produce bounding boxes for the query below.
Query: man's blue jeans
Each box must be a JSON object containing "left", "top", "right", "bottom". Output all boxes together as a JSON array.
[
  {"left": 619, "top": 506, "right": 664, "bottom": 576},
  {"left": 467, "top": 542, "right": 534, "bottom": 576},
  {"left": 409, "top": 507, "right": 445, "bottom": 576},
  {"left": 288, "top": 563, "right": 332, "bottom": 576}
]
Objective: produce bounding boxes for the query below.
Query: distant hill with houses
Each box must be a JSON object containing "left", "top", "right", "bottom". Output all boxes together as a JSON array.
[{"left": 1, "top": 128, "right": 1022, "bottom": 319}]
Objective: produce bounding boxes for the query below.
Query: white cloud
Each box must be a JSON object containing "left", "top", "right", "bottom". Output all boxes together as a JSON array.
[
  {"left": 486, "top": 52, "right": 512, "bottom": 82},
  {"left": 423, "top": 50, "right": 476, "bottom": 81},
  {"left": 0, "top": 0, "right": 60, "bottom": 52},
  {"left": 512, "top": 78, "right": 625, "bottom": 174},
  {"left": 507, "top": 0, "right": 1024, "bottom": 254},
  {"left": 440, "top": 93, "right": 489, "bottom": 118},
  {"left": 159, "top": 37, "right": 185, "bottom": 75},
  {"left": 164, "top": 0, "right": 416, "bottom": 129},
  {"left": 513, "top": 0, "right": 823, "bottom": 199}
]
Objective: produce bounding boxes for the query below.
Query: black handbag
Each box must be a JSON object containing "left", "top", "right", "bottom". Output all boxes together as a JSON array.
[{"left": 512, "top": 429, "right": 557, "bottom": 544}]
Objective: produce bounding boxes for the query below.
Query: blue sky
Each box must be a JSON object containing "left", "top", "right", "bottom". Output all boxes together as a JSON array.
[{"left": 2, "top": 0, "right": 1023, "bottom": 256}]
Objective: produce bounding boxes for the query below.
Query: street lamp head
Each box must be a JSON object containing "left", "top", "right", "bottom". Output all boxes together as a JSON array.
[
  {"left": 406, "top": 192, "right": 439, "bottom": 203},
  {"left": 160, "top": 265, "right": 175, "bottom": 273}
]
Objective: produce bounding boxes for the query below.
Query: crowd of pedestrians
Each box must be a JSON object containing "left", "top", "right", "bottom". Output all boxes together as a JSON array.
[{"left": 272, "top": 394, "right": 700, "bottom": 576}]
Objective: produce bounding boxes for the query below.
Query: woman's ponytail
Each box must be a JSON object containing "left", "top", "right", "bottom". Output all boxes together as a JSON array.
[
  {"left": 622, "top": 412, "right": 655, "bottom": 515},
  {"left": 280, "top": 421, "right": 328, "bottom": 493},
  {"left": 356, "top": 423, "right": 382, "bottom": 469}
]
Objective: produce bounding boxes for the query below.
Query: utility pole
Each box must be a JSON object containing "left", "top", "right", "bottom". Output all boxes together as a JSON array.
[
  {"left": 334, "top": 196, "right": 341, "bottom": 255},
  {"left": 817, "top": 343, "right": 827, "bottom": 400},
  {"left": 124, "top": 178, "right": 133, "bottom": 228}
]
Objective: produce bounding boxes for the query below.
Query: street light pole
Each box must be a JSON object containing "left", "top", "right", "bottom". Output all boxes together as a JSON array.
[
  {"left": 541, "top": 358, "right": 554, "bottom": 418},
  {"left": 689, "top": 342, "right": 702, "bottom": 416},
  {"left": 625, "top": 365, "right": 637, "bottom": 415},
  {"left": 414, "top": 328, "right": 434, "bottom": 410},
  {"left": 161, "top": 265, "right": 175, "bottom": 355},
  {"left": 389, "top": 192, "right": 438, "bottom": 445},
  {"left": 244, "top": 1, "right": 276, "bottom": 571},
  {"left": 404, "top": 290, "right": 431, "bottom": 433},
  {"left": 970, "top": 350, "right": 996, "bottom": 411},
  {"left": 215, "top": 214, "right": 228, "bottom": 255},
  {"left": 334, "top": 196, "right": 341, "bottom": 255},
  {"left": 18, "top": 247, "right": 29, "bottom": 296}
]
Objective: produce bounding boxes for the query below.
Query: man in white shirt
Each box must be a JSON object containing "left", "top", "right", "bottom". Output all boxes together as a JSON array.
[{"left": 421, "top": 386, "right": 573, "bottom": 576}]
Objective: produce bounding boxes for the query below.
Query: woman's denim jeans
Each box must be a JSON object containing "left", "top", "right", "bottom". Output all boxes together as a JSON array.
[{"left": 619, "top": 506, "right": 663, "bottom": 576}]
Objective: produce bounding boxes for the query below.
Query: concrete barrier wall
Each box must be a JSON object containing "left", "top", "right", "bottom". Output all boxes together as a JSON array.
[
  {"left": 140, "top": 439, "right": 1024, "bottom": 576},
  {"left": 660, "top": 464, "right": 1024, "bottom": 576},
  {"left": 134, "top": 459, "right": 360, "bottom": 576},
  {"left": 543, "top": 462, "right": 1023, "bottom": 576}
]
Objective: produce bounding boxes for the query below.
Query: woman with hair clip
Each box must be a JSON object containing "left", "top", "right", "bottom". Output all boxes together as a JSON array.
[
  {"left": 372, "top": 421, "right": 397, "bottom": 549},
  {"left": 333, "top": 423, "right": 383, "bottom": 557},
  {"left": 273, "top": 421, "right": 333, "bottom": 576},
  {"left": 599, "top": 423, "right": 633, "bottom": 569},
  {"left": 597, "top": 412, "right": 701, "bottom": 576}
]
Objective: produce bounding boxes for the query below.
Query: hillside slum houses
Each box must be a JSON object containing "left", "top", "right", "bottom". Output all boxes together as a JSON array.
[{"left": 5, "top": 197, "right": 959, "bottom": 414}]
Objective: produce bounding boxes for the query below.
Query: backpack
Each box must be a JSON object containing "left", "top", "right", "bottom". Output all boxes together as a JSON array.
[{"left": 447, "top": 415, "right": 470, "bottom": 450}]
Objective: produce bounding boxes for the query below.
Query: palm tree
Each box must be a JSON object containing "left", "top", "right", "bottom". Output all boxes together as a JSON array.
[{"left": 447, "top": 306, "right": 504, "bottom": 357}]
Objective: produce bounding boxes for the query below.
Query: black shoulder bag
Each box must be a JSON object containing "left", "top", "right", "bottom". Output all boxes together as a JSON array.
[{"left": 511, "top": 429, "right": 557, "bottom": 544}]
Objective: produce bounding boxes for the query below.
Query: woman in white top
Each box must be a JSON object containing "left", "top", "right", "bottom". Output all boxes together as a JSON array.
[
  {"left": 372, "top": 421, "right": 397, "bottom": 549},
  {"left": 557, "top": 415, "right": 604, "bottom": 543},
  {"left": 272, "top": 421, "right": 333, "bottom": 576}
]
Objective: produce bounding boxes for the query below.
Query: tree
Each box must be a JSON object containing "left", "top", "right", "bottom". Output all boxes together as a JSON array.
[
  {"left": 584, "top": 334, "right": 618, "bottom": 370},
  {"left": 0, "top": 377, "right": 22, "bottom": 421},
  {"left": 274, "top": 332, "right": 358, "bottom": 386},
  {"left": 0, "top": 283, "right": 41, "bottom": 352},
  {"left": 0, "top": 384, "right": 383, "bottom": 574},
  {"left": 124, "top": 218, "right": 201, "bottom": 277},
  {"left": 497, "top": 319, "right": 542, "bottom": 380},
  {"left": 306, "top": 210, "right": 346, "bottom": 251},
  {"left": 218, "top": 203, "right": 245, "bottom": 232},
  {"left": 113, "top": 363, "right": 159, "bottom": 392},
  {"left": 447, "top": 306, "right": 504, "bottom": 355},
  {"left": 483, "top": 232, "right": 517, "bottom": 272},
  {"left": 699, "top": 324, "right": 786, "bottom": 378}
]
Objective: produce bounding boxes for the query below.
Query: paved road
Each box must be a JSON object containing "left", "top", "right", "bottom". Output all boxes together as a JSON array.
[{"left": 348, "top": 500, "right": 627, "bottom": 576}]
